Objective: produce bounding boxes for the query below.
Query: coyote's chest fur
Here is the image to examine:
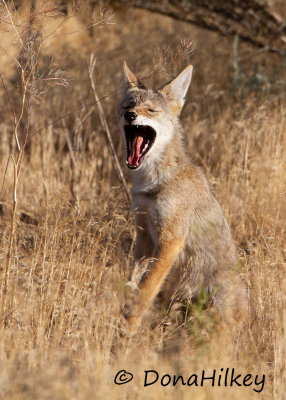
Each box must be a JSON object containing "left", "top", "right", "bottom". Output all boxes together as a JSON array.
[{"left": 118, "top": 62, "right": 246, "bottom": 330}]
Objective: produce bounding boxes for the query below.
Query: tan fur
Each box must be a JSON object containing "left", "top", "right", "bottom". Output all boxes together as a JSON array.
[
  {"left": 118, "top": 63, "right": 247, "bottom": 332},
  {"left": 133, "top": 107, "right": 152, "bottom": 117},
  {"left": 170, "top": 104, "right": 182, "bottom": 116}
]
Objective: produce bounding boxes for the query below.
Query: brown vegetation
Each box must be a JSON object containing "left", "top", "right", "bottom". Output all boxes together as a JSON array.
[{"left": 0, "top": 1, "right": 285, "bottom": 399}]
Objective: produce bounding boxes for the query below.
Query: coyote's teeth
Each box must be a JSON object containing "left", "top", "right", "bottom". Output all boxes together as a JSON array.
[{"left": 124, "top": 124, "right": 156, "bottom": 169}]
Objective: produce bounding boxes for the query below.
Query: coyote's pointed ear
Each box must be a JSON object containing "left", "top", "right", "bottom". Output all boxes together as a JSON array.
[
  {"left": 159, "top": 65, "right": 193, "bottom": 114},
  {"left": 120, "top": 61, "right": 146, "bottom": 95}
]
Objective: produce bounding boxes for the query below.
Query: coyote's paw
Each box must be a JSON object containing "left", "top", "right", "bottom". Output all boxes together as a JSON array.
[
  {"left": 122, "top": 291, "right": 148, "bottom": 333},
  {"left": 123, "top": 281, "right": 139, "bottom": 319}
]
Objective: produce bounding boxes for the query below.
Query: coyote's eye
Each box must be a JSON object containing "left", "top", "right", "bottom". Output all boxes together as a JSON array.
[{"left": 148, "top": 108, "right": 157, "bottom": 113}]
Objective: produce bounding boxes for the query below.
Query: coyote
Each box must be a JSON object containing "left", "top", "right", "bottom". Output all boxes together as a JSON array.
[{"left": 118, "top": 62, "right": 247, "bottom": 331}]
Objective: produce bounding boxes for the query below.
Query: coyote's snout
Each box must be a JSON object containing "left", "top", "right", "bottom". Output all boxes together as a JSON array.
[{"left": 118, "top": 62, "right": 247, "bottom": 332}]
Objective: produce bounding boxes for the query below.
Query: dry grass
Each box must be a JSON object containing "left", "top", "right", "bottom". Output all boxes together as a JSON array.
[{"left": 0, "top": 1, "right": 285, "bottom": 399}]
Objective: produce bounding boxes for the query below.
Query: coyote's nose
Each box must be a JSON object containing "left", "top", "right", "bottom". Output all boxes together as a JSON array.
[{"left": 124, "top": 111, "right": 137, "bottom": 124}]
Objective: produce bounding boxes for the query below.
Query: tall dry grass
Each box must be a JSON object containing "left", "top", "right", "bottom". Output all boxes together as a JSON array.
[{"left": 0, "top": 1, "right": 285, "bottom": 399}]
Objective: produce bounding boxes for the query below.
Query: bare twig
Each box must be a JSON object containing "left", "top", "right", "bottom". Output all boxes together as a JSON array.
[
  {"left": 3, "top": 154, "right": 17, "bottom": 296},
  {"left": 0, "top": 154, "right": 12, "bottom": 200},
  {"left": 88, "top": 53, "right": 131, "bottom": 203},
  {"left": 63, "top": 120, "right": 78, "bottom": 169},
  {"left": 1, "top": 0, "right": 24, "bottom": 48}
]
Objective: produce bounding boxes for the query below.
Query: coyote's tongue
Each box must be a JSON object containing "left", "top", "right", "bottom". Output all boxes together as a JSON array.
[{"left": 128, "top": 136, "right": 144, "bottom": 166}]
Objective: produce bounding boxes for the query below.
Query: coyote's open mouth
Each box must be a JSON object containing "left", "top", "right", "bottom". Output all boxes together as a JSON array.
[{"left": 124, "top": 125, "right": 156, "bottom": 169}]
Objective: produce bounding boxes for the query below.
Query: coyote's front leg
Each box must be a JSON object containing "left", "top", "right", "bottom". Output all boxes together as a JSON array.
[{"left": 125, "top": 237, "right": 183, "bottom": 332}]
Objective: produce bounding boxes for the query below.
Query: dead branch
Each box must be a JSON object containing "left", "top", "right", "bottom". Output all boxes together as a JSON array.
[
  {"left": 88, "top": 53, "right": 131, "bottom": 203},
  {"left": 115, "top": 0, "right": 286, "bottom": 54}
]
